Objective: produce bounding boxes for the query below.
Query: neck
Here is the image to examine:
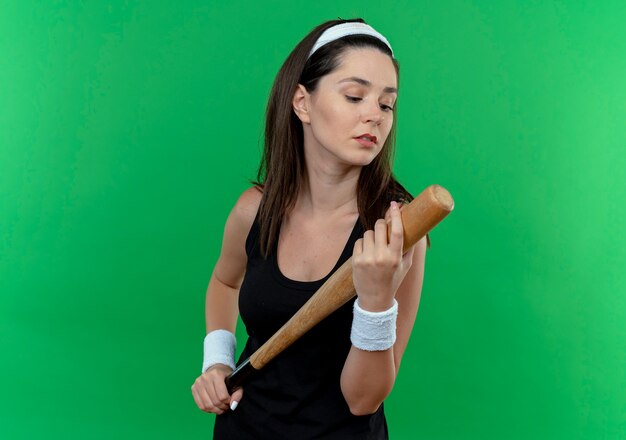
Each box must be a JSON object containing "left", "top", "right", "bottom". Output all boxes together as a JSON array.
[
  {"left": 297, "top": 168, "right": 359, "bottom": 217},
  {"left": 294, "top": 148, "right": 362, "bottom": 218}
]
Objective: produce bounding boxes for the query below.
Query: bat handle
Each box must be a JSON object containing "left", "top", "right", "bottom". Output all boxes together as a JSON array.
[{"left": 225, "top": 358, "right": 256, "bottom": 394}]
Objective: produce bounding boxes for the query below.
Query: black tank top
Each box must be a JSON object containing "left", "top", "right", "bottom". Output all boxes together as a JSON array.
[{"left": 213, "top": 212, "right": 388, "bottom": 439}]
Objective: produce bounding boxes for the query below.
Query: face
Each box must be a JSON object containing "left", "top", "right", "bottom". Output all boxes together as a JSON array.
[{"left": 295, "top": 48, "right": 398, "bottom": 167}]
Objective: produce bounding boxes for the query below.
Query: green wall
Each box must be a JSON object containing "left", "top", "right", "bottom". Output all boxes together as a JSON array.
[{"left": 1, "top": 1, "right": 624, "bottom": 439}]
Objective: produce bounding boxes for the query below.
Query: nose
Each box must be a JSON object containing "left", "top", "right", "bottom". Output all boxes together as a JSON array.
[{"left": 361, "top": 102, "right": 385, "bottom": 125}]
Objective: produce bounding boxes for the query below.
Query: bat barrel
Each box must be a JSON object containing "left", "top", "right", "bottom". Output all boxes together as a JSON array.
[{"left": 398, "top": 184, "right": 454, "bottom": 251}]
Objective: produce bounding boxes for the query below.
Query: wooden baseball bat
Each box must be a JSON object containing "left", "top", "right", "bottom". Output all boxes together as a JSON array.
[{"left": 225, "top": 184, "right": 454, "bottom": 393}]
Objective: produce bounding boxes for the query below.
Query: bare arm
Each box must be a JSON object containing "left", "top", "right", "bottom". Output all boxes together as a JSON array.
[
  {"left": 340, "top": 202, "right": 427, "bottom": 415},
  {"left": 192, "top": 186, "right": 262, "bottom": 414},
  {"left": 205, "top": 187, "right": 262, "bottom": 332}
]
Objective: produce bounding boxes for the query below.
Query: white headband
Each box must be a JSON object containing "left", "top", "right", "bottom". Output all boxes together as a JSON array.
[{"left": 308, "top": 22, "right": 394, "bottom": 59}]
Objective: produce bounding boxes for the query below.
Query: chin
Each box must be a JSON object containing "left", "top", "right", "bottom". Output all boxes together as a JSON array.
[{"left": 344, "top": 152, "right": 379, "bottom": 167}]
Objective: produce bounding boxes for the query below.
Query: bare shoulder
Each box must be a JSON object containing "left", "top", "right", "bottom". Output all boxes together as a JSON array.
[
  {"left": 228, "top": 186, "right": 263, "bottom": 232},
  {"left": 222, "top": 186, "right": 263, "bottom": 251},
  {"left": 214, "top": 186, "right": 263, "bottom": 288}
]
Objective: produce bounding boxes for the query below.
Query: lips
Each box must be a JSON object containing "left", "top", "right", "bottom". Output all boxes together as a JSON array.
[
  {"left": 354, "top": 133, "right": 378, "bottom": 147},
  {"left": 355, "top": 133, "right": 377, "bottom": 143}
]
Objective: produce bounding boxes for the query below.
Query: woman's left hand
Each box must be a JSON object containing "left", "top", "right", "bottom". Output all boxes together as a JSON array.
[{"left": 352, "top": 201, "right": 415, "bottom": 311}]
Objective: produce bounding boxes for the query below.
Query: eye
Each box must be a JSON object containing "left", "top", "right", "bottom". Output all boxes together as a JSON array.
[
  {"left": 380, "top": 104, "right": 394, "bottom": 112},
  {"left": 345, "top": 95, "right": 362, "bottom": 103}
]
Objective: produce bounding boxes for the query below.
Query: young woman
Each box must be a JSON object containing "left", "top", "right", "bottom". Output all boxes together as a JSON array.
[{"left": 191, "top": 18, "right": 428, "bottom": 439}]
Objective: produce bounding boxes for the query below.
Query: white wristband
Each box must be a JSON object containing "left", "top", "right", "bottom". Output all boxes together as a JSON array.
[
  {"left": 202, "top": 329, "right": 236, "bottom": 373},
  {"left": 350, "top": 299, "right": 398, "bottom": 351}
]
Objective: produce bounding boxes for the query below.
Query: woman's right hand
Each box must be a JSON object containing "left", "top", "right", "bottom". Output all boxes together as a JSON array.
[{"left": 191, "top": 364, "right": 244, "bottom": 415}]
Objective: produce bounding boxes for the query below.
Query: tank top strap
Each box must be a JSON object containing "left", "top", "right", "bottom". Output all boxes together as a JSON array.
[{"left": 244, "top": 210, "right": 261, "bottom": 258}]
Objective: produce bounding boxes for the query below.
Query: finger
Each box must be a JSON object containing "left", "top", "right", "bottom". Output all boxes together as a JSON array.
[
  {"left": 211, "top": 381, "right": 230, "bottom": 411},
  {"left": 198, "top": 383, "right": 219, "bottom": 413},
  {"left": 402, "top": 244, "right": 416, "bottom": 265},
  {"left": 191, "top": 385, "right": 206, "bottom": 412},
  {"left": 388, "top": 201, "right": 404, "bottom": 254},
  {"left": 199, "top": 380, "right": 228, "bottom": 414},
  {"left": 352, "top": 237, "right": 363, "bottom": 256},
  {"left": 362, "top": 229, "right": 375, "bottom": 255},
  {"left": 230, "top": 387, "right": 244, "bottom": 411},
  {"left": 374, "top": 218, "right": 388, "bottom": 254},
  {"left": 400, "top": 246, "right": 415, "bottom": 274},
  {"left": 213, "top": 375, "right": 232, "bottom": 405}
]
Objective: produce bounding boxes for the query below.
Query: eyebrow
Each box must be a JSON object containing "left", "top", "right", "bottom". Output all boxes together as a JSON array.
[{"left": 338, "top": 76, "right": 397, "bottom": 94}]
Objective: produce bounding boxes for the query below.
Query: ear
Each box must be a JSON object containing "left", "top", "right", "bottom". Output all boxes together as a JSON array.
[{"left": 292, "top": 84, "right": 311, "bottom": 124}]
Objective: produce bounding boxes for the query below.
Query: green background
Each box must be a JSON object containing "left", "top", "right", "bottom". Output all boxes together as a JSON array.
[{"left": 1, "top": 1, "right": 625, "bottom": 439}]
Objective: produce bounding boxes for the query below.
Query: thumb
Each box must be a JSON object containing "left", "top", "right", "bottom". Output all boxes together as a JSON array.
[{"left": 229, "top": 387, "right": 244, "bottom": 411}]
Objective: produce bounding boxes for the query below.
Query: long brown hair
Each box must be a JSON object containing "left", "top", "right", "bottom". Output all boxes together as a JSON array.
[{"left": 253, "top": 18, "right": 425, "bottom": 257}]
